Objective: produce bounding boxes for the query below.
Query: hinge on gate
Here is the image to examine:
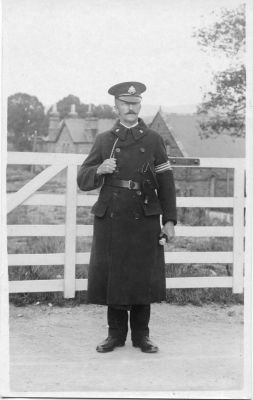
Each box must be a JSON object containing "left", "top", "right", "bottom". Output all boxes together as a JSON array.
[{"left": 168, "top": 157, "right": 200, "bottom": 166}]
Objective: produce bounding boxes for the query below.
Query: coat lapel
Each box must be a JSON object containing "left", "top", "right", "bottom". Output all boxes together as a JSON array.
[{"left": 111, "top": 118, "right": 148, "bottom": 142}]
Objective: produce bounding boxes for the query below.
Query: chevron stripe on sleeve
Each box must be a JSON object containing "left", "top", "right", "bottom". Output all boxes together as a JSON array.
[{"left": 154, "top": 160, "right": 172, "bottom": 174}]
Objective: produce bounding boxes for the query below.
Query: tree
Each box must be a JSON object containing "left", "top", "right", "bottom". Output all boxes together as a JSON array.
[
  {"left": 52, "top": 94, "right": 87, "bottom": 119},
  {"left": 93, "top": 104, "right": 116, "bottom": 119},
  {"left": 8, "top": 93, "right": 47, "bottom": 150},
  {"left": 49, "top": 94, "right": 116, "bottom": 119},
  {"left": 193, "top": 3, "right": 245, "bottom": 138}
]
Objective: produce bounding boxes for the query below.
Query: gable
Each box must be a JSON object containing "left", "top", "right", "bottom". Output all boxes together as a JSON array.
[
  {"left": 150, "top": 112, "right": 185, "bottom": 157},
  {"left": 47, "top": 119, "right": 64, "bottom": 142},
  {"left": 55, "top": 125, "right": 74, "bottom": 145}
]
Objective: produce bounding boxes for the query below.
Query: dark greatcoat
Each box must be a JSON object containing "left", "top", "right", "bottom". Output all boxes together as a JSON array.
[{"left": 77, "top": 118, "right": 177, "bottom": 305}]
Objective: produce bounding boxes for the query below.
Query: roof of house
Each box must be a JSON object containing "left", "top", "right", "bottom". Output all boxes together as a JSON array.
[
  {"left": 156, "top": 112, "right": 245, "bottom": 158},
  {"left": 64, "top": 119, "right": 88, "bottom": 143},
  {"left": 97, "top": 118, "right": 116, "bottom": 134},
  {"left": 47, "top": 120, "right": 64, "bottom": 142},
  {"left": 48, "top": 117, "right": 115, "bottom": 143}
]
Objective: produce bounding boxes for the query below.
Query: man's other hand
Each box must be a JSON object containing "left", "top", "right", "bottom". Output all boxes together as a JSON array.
[{"left": 161, "top": 221, "right": 175, "bottom": 241}]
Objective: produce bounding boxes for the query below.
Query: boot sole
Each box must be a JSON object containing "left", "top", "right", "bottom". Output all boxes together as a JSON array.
[
  {"left": 96, "top": 342, "right": 125, "bottom": 353},
  {"left": 132, "top": 343, "right": 158, "bottom": 353}
]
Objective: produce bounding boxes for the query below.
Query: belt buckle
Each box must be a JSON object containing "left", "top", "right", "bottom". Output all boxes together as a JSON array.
[{"left": 128, "top": 180, "right": 135, "bottom": 190}]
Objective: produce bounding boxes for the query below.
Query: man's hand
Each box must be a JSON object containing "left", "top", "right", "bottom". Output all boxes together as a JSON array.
[
  {"left": 97, "top": 158, "right": 116, "bottom": 175},
  {"left": 161, "top": 221, "right": 175, "bottom": 241}
]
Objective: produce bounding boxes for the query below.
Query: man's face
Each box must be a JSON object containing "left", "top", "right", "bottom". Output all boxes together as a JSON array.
[{"left": 115, "top": 98, "right": 141, "bottom": 125}]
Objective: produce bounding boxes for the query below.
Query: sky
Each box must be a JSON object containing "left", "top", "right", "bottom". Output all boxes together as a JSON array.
[{"left": 3, "top": 0, "right": 243, "bottom": 112}]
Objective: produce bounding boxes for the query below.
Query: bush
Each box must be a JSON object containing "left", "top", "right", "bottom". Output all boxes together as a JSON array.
[
  {"left": 9, "top": 291, "right": 88, "bottom": 307},
  {"left": 166, "top": 288, "right": 243, "bottom": 306}
]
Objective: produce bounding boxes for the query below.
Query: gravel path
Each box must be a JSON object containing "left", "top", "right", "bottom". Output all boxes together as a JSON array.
[{"left": 9, "top": 302, "right": 243, "bottom": 394}]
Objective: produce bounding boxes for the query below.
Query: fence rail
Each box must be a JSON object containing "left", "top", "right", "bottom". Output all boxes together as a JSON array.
[{"left": 7, "top": 152, "right": 245, "bottom": 297}]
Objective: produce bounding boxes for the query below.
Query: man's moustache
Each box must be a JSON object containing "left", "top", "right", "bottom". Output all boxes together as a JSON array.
[{"left": 126, "top": 111, "right": 136, "bottom": 114}]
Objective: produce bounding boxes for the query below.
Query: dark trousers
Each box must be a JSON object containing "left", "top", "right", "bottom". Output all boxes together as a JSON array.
[{"left": 107, "top": 305, "right": 150, "bottom": 342}]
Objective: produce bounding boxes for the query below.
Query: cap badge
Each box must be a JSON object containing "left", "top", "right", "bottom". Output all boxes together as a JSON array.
[{"left": 128, "top": 85, "right": 136, "bottom": 94}]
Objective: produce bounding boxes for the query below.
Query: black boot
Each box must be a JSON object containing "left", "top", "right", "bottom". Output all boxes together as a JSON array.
[
  {"left": 130, "top": 305, "right": 159, "bottom": 353},
  {"left": 132, "top": 336, "right": 159, "bottom": 353},
  {"left": 96, "top": 306, "right": 128, "bottom": 353},
  {"left": 96, "top": 336, "right": 125, "bottom": 353}
]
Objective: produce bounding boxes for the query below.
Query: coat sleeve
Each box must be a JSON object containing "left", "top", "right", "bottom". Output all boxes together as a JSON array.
[
  {"left": 77, "top": 134, "right": 104, "bottom": 191},
  {"left": 154, "top": 135, "right": 177, "bottom": 225}
]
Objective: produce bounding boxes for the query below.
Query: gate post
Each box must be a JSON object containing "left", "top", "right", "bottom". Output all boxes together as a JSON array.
[
  {"left": 233, "top": 162, "right": 245, "bottom": 293},
  {"left": 64, "top": 164, "right": 77, "bottom": 298}
]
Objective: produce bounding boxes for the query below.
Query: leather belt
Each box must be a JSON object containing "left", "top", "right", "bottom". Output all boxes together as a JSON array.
[{"left": 105, "top": 179, "right": 141, "bottom": 190}]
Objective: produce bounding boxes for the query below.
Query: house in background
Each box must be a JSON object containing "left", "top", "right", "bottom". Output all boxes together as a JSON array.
[
  {"left": 149, "top": 109, "right": 245, "bottom": 197},
  {"left": 150, "top": 109, "right": 245, "bottom": 158},
  {"left": 39, "top": 104, "right": 115, "bottom": 154}
]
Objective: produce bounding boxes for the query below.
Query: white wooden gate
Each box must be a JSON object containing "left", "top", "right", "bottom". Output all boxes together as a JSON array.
[{"left": 7, "top": 152, "right": 245, "bottom": 298}]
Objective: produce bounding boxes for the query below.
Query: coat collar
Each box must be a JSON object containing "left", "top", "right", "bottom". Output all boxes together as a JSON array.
[{"left": 111, "top": 118, "right": 147, "bottom": 141}]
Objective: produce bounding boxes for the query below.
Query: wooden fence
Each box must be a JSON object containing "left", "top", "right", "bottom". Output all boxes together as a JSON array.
[{"left": 7, "top": 152, "right": 245, "bottom": 297}]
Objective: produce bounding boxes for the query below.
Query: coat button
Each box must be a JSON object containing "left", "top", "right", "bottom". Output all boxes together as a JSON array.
[
  {"left": 136, "top": 190, "right": 142, "bottom": 196},
  {"left": 139, "top": 129, "right": 143, "bottom": 133},
  {"left": 116, "top": 129, "right": 120, "bottom": 132},
  {"left": 115, "top": 148, "right": 121, "bottom": 153},
  {"left": 134, "top": 213, "right": 140, "bottom": 220},
  {"left": 140, "top": 147, "right": 145, "bottom": 153}
]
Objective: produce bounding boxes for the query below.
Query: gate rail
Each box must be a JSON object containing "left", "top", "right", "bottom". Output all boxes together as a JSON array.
[{"left": 7, "top": 152, "right": 245, "bottom": 297}]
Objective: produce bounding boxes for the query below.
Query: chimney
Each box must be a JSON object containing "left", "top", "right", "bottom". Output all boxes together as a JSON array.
[
  {"left": 69, "top": 103, "right": 78, "bottom": 118},
  {"left": 85, "top": 103, "right": 98, "bottom": 140},
  {"left": 48, "top": 104, "right": 60, "bottom": 139}
]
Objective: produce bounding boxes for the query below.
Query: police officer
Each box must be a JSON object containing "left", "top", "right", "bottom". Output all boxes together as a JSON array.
[{"left": 77, "top": 82, "right": 177, "bottom": 353}]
